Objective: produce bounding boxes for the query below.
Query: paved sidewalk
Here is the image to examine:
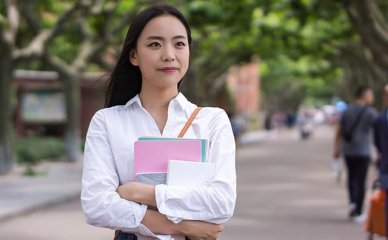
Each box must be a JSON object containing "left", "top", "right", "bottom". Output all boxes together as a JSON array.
[
  {"left": 0, "top": 130, "right": 270, "bottom": 223},
  {"left": 239, "top": 130, "right": 271, "bottom": 145},
  {"left": 0, "top": 127, "right": 385, "bottom": 239},
  {"left": 0, "top": 161, "right": 82, "bottom": 222},
  {"left": 223, "top": 126, "right": 384, "bottom": 240}
]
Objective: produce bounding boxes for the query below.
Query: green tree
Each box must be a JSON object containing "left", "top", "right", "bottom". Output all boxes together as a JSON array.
[
  {"left": 2, "top": 0, "right": 387, "bottom": 174},
  {"left": 0, "top": 0, "right": 75, "bottom": 173},
  {"left": 0, "top": 0, "right": 143, "bottom": 174},
  {"left": 344, "top": 0, "right": 388, "bottom": 80}
]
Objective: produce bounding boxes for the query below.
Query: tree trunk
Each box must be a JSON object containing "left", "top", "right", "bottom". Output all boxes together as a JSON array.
[
  {"left": 332, "top": 41, "right": 387, "bottom": 108},
  {"left": 0, "top": 57, "right": 15, "bottom": 174},
  {"left": 345, "top": 0, "right": 388, "bottom": 73},
  {"left": 62, "top": 73, "right": 81, "bottom": 162}
]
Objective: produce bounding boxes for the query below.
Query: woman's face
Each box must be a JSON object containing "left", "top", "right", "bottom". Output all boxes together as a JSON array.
[{"left": 130, "top": 15, "right": 190, "bottom": 91}]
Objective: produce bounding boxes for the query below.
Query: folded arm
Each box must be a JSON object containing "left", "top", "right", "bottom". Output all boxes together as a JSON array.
[
  {"left": 119, "top": 110, "right": 237, "bottom": 224},
  {"left": 83, "top": 110, "right": 227, "bottom": 239},
  {"left": 82, "top": 111, "right": 161, "bottom": 237},
  {"left": 142, "top": 209, "right": 224, "bottom": 238}
]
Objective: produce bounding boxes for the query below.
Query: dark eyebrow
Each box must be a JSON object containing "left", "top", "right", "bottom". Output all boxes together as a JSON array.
[
  {"left": 146, "top": 35, "right": 187, "bottom": 40},
  {"left": 172, "top": 35, "right": 187, "bottom": 40}
]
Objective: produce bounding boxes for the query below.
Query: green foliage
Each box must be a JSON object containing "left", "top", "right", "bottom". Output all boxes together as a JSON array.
[
  {"left": 169, "top": 0, "right": 355, "bottom": 110},
  {"left": 14, "top": 136, "right": 65, "bottom": 166},
  {"left": 11, "top": 0, "right": 386, "bottom": 111}
]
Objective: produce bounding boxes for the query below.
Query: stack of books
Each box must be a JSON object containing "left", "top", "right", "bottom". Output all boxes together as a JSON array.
[{"left": 134, "top": 137, "right": 215, "bottom": 186}]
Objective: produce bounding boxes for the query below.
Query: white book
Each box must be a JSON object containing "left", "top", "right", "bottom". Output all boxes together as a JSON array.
[{"left": 167, "top": 160, "right": 215, "bottom": 187}]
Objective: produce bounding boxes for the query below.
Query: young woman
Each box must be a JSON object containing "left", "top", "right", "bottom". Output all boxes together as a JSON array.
[{"left": 81, "top": 4, "right": 236, "bottom": 240}]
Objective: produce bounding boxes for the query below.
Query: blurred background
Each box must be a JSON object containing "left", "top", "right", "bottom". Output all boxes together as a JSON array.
[{"left": 0, "top": 0, "right": 387, "bottom": 239}]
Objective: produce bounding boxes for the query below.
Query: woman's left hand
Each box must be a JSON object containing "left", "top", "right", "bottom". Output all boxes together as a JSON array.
[{"left": 117, "top": 182, "right": 157, "bottom": 207}]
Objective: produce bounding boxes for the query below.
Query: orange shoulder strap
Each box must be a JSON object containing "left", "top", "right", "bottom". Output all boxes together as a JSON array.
[{"left": 178, "top": 107, "right": 201, "bottom": 138}]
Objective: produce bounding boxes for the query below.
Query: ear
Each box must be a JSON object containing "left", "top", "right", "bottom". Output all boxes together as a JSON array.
[{"left": 129, "top": 49, "right": 139, "bottom": 66}]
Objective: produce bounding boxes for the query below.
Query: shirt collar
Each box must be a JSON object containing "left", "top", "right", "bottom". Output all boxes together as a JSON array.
[
  {"left": 124, "top": 94, "right": 142, "bottom": 108},
  {"left": 173, "top": 92, "right": 189, "bottom": 111},
  {"left": 124, "top": 92, "right": 189, "bottom": 111}
]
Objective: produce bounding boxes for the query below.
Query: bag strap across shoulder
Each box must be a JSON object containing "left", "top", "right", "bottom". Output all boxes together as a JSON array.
[
  {"left": 178, "top": 107, "right": 201, "bottom": 138},
  {"left": 349, "top": 106, "right": 367, "bottom": 133}
]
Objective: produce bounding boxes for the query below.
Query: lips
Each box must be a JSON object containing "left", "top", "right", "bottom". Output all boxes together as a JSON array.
[{"left": 158, "top": 67, "right": 179, "bottom": 73}]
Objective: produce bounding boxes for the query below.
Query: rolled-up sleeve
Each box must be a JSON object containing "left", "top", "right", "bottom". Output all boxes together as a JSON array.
[
  {"left": 81, "top": 110, "right": 156, "bottom": 236},
  {"left": 155, "top": 109, "right": 237, "bottom": 224}
]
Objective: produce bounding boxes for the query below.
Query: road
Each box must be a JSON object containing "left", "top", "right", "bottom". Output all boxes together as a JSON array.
[
  {"left": 0, "top": 126, "right": 381, "bottom": 240},
  {"left": 222, "top": 126, "right": 380, "bottom": 240}
]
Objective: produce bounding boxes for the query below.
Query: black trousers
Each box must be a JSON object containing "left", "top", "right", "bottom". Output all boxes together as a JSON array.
[
  {"left": 344, "top": 155, "right": 370, "bottom": 215},
  {"left": 116, "top": 232, "right": 137, "bottom": 240}
]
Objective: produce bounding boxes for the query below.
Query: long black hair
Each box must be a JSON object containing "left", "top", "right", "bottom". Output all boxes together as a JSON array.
[{"left": 105, "top": 4, "right": 192, "bottom": 108}]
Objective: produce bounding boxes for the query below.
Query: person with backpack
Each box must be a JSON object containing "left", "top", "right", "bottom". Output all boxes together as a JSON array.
[
  {"left": 373, "top": 84, "right": 388, "bottom": 237},
  {"left": 333, "top": 86, "right": 378, "bottom": 222}
]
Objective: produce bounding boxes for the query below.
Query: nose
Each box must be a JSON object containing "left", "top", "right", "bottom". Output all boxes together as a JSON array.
[{"left": 162, "top": 45, "right": 175, "bottom": 62}]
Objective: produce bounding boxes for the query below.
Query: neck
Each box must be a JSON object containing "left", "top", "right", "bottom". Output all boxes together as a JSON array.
[{"left": 139, "top": 84, "right": 179, "bottom": 112}]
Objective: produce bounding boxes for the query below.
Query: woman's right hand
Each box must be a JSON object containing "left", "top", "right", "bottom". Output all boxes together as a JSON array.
[{"left": 177, "top": 220, "right": 224, "bottom": 240}]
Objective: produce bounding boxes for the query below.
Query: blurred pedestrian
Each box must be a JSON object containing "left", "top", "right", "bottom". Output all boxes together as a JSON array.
[
  {"left": 298, "top": 108, "right": 314, "bottom": 140},
  {"left": 230, "top": 112, "right": 246, "bottom": 145},
  {"left": 333, "top": 86, "right": 378, "bottom": 222},
  {"left": 373, "top": 84, "right": 388, "bottom": 237},
  {"left": 264, "top": 112, "right": 273, "bottom": 131},
  {"left": 286, "top": 111, "right": 297, "bottom": 128}
]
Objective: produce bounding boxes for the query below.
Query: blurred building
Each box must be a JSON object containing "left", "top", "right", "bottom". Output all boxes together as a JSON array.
[
  {"left": 13, "top": 61, "right": 261, "bottom": 138},
  {"left": 226, "top": 59, "right": 260, "bottom": 118},
  {"left": 13, "top": 70, "right": 105, "bottom": 138}
]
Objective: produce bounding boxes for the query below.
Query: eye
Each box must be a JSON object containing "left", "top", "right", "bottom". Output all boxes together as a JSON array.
[
  {"left": 176, "top": 41, "right": 186, "bottom": 48},
  {"left": 148, "top": 42, "right": 161, "bottom": 48}
]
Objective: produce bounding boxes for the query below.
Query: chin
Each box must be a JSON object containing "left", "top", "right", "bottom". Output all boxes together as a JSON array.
[
  {"left": 155, "top": 79, "right": 181, "bottom": 88},
  {"left": 154, "top": 82, "right": 180, "bottom": 90}
]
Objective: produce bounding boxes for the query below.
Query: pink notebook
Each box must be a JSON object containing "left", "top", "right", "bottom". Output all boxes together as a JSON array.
[{"left": 134, "top": 139, "right": 204, "bottom": 182}]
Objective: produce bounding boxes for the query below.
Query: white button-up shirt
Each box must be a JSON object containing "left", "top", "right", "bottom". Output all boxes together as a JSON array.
[{"left": 81, "top": 93, "right": 236, "bottom": 239}]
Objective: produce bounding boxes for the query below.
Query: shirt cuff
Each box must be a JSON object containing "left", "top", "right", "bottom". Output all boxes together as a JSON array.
[
  {"left": 136, "top": 233, "right": 174, "bottom": 240},
  {"left": 136, "top": 203, "right": 178, "bottom": 240},
  {"left": 137, "top": 223, "right": 159, "bottom": 239},
  {"left": 136, "top": 204, "right": 163, "bottom": 239},
  {"left": 155, "top": 185, "right": 167, "bottom": 214},
  {"left": 136, "top": 204, "right": 148, "bottom": 224},
  {"left": 155, "top": 184, "right": 183, "bottom": 224}
]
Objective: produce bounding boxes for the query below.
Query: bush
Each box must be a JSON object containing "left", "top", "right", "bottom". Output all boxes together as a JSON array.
[{"left": 15, "top": 136, "right": 65, "bottom": 166}]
